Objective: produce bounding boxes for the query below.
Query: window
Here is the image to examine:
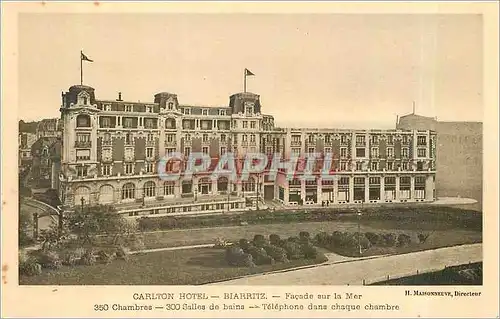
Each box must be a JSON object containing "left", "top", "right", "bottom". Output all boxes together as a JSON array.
[
  {"left": 371, "top": 135, "right": 379, "bottom": 144},
  {"left": 387, "top": 162, "right": 394, "bottom": 171},
  {"left": 291, "top": 135, "right": 301, "bottom": 143},
  {"left": 184, "top": 108, "right": 191, "bottom": 115},
  {"left": 417, "top": 148, "right": 427, "bottom": 157},
  {"left": 123, "top": 118, "right": 133, "bottom": 128},
  {"left": 417, "top": 161, "right": 423, "bottom": 171},
  {"left": 145, "top": 162, "right": 154, "bottom": 173},
  {"left": 165, "top": 148, "right": 175, "bottom": 155},
  {"left": 356, "top": 162, "right": 363, "bottom": 170},
  {"left": 146, "top": 106, "right": 153, "bottom": 113},
  {"left": 147, "top": 133, "right": 154, "bottom": 142},
  {"left": 250, "top": 121, "right": 256, "bottom": 129},
  {"left": 340, "top": 162, "right": 348, "bottom": 170},
  {"left": 266, "top": 146, "right": 273, "bottom": 155},
  {"left": 219, "top": 109, "right": 226, "bottom": 116},
  {"left": 325, "top": 135, "right": 331, "bottom": 143},
  {"left": 220, "top": 134, "right": 226, "bottom": 142},
  {"left": 143, "top": 182, "right": 156, "bottom": 198},
  {"left": 101, "top": 117, "right": 111, "bottom": 128},
  {"left": 185, "top": 134, "right": 191, "bottom": 141},
  {"left": 76, "top": 114, "right": 91, "bottom": 127},
  {"left": 124, "top": 147, "right": 134, "bottom": 160},
  {"left": 104, "top": 104, "right": 111, "bottom": 111},
  {"left": 144, "top": 118, "right": 156, "bottom": 129},
  {"left": 166, "top": 134, "right": 175, "bottom": 143},
  {"left": 246, "top": 106, "right": 253, "bottom": 115},
  {"left": 250, "top": 134, "right": 255, "bottom": 142},
  {"left": 387, "top": 135, "right": 394, "bottom": 145},
  {"left": 184, "top": 147, "right": 191, "bottom": 157},
  {"left": 369, "top": 177, "right": 380, "bottom": 185},
  {"left": 166, "top": 118, "right": 176, "bottom": 129},
  {"left": 291, "top": 148, "right": 301, "bottom": 155},
  {"left": 356, "top": 148, "right": 366, "bottom": 158},
  {"left": 308, "top": 147, "right": 315, "bottom": 153},
  {"left": 202, "top": 147, "right": 209, "bottom": 155},
  {"left": 341, "top": 135, "right": 348, "bottom": 144},
  {"left": 371, "top": 162, "right": 378, "bottom": 171},
  {"left": 356, "top": 135, "right": 365, "bottom": 145},
  {"left": 242, "top": 135, "right": 247, "bottom": 142},
  {"left": 402, "top": 147, "right": 409, "bottom": 158},
  {"left": 77, "top": 166, "right": 88, "bottom": 177},
  {"left": 339, "top": 177, "right": 349, "bottom": 185},
  {"left": 164, "top": 182, "right": 175, "bottom": 196},
  {"left": 417, "top": 136, "right": 427, "bottom": 146},
  {"left": 102, "top": 148, "right": 112, "bottom": 161},
  {"left": 371, "top": 147, "right": 379, "bottom": 158},
  {"left": 402, "top": 135, "right": 409, "bottom": 144},
  {"left": 402, "top": 162, "right": 409, "bottom": 170},
  {"left": 385, "top": 177, "right": 396, "bottom": 185},
  {"left": 124, "top": 163, "right": 134, "bottom": 175},
  {"left": 125, "top": 133, "right": 132, "bottom": 145},
  {"left": 220, "top": 147, "right": 227, "bottom": 155},
  {"left": 102, "top": 164, "right": 112, "bottom": 176},
  {"left": 387, "top": 147, "right": 394, "bottom": 158},
  {"left": 243, "top": 121, "right": 248, "bottom": 129},
  {"left": 202, "top": 134, "right": 209, "bottom": 142},
  {"left": 122, "top": 183, "right": 135, "bottom": 199},
  {"left": 324, "top": 147, "right": 332, "bottom": 155},
  {"left": 308, "top": 135, "right": 314, "bottom": 143},
  {"left": 168, "top": 102, "right": 174, "bottom": 110},
  {"left": 202, "top": 109, "right": 208, "bottom": 116},
  {"left": 146, "top": 148, "right": 154, "bottom": 158},
  {"left": 340, "top": 147, "right": 347, "bottom": 158},
  {"left": 354, "top": 177, "right": 365, "bottom": 185},
  {"left": 76, "top": 150, "right": 90, "bottom": 161}
]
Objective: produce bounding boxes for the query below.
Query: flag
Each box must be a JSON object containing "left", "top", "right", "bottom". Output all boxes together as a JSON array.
[
  {"left": 245, "top": 68, "right": 254, "bottom": 76},
  {"left": 81, "top": 52, "right": 93, "bottom": 62}
]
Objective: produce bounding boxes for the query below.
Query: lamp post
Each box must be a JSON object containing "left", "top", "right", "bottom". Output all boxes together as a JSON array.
[{"left": 357, "top": 208, "right": 363, "bottom": 256}]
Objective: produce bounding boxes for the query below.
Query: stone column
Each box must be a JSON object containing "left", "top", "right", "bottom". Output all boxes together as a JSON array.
[
  {"left": 425, "top": 175, "right": 434, "bottom": 201},
  {"left": 317, "top": 177, "right": 322, "bottom": 204},
  {"left": 333, "top": 176, "right": 339, "bottom": 203},
  {"left": 349, "top": 176, "right": 354, "bottom": 203},
  {"left": 364, "top": 177, "right": 370, "bottom": 203},
  {"left": 380, "top": 176, "right": 385, "bottom": 202},
  {"left": 410, "top": 175, "right": 415, "bottom": 200},
  {"left": 395, "top": 176, "right": 400, "bottom": 201},
  {"left": 300, "top": 179, "right": 306, "bottom": 203}
]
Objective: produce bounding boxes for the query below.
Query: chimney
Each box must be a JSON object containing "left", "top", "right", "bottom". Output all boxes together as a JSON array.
[{"left": 117, "top": 92, "right": 122, "bottom": 101}]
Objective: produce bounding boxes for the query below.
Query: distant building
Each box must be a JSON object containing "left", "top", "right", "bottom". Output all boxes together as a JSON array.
[
  {"left": 30, "top": 137, "right": 60, "bottom": 189},
  {"left": 18, "top": 132, "right": 37, "bottom": 168},
  {"left": 36, "top": 118, "right": 62, "bottom": 139},
  {"left": 57, "top": 84, "right": 437, "bottom": 217},
  {"left": 397, "top": 113, "right": 482, "bottom": 211}
]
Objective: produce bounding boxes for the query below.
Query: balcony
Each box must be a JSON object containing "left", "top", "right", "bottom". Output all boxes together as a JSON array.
[
  {"left": 102, "top": 140, "right": 112, "bottom": 146},
  {"left": 124, "top": 154, "right": 135, "bottom": 162},
  {"left": 290, "top": 141, "right": 301, "bottom": 147},
  {"left": 101, "top": 156, "right": 113, "bottom": 164},
  {"left": 75, "top": 141, "right": 91, "bottom": 148}
]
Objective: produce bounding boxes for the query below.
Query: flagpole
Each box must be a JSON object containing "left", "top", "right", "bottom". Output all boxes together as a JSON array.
[
  {"left": 80, "top": 50, "right": 83, "bottom": 85},
  {"left": 244, "top": 69, "right": 246, "bottom": 93}
]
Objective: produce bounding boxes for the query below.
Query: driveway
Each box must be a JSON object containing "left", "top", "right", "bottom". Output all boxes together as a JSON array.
[{"left": 210, "top": 243, "right": 482, "bottom": 285}]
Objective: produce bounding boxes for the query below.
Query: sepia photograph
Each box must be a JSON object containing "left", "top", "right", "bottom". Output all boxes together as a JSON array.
[
  {"left": 3, "top": 2, "right": 499, "bottom": 317},
  {"left": 14, "top": 11, "right": 486, "bottom": 287}
]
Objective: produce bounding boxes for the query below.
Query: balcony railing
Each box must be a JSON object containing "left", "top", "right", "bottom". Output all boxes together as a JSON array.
[
  {"left": 75, "top": 141, "right": 91, "bottom": 148},
  {"left": 102, "top": 140, "right": 112, "bottom": 146},
  {"left": 290, "top": 141, "right": 301, "bottom": 147}
]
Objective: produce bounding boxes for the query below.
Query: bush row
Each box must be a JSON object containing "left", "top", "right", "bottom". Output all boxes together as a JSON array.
[
  {"left": 137, "top": 206, "right": 481, "bottom": 232},
  {"left": 225, "top": 232, "right": 327, "bottom": 267},
  {"left": 19, "top": 246, "right": 130, "bottom": 277}
]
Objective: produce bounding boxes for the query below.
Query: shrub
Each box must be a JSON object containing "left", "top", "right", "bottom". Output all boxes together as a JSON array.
[
  {"left": 287, "top": 236, "right": 300, "bottom": 243},
  {"left": 240, "top": 253, "right": 256, "bottom": 267},
  {"left": 381, "top": 233, "right": 397, "bottom": 247},
  {"left": 269, "top": 234, "right": 281, "bottom": 246},
  {"left": 33, "top": 250, "right": 62, "bottom": 269},
  {"left": 283, "top": 242, "right": 304, "bottom": 260},
  {"left": 364, "top": 232, "right": 381, "bottom": 246},
  {"left": 353, "top": 232, "right": 372, "bottom": 250},
  {"left": 238, "top": 239, "right": 251, "bottom": 251},
  {"left": 79, "top": 249, "right": 97, "bottom": 266},
  {"left": 263, "top": 245, "right": 289, "bottom": 263},
  {"left": 314, "top": 232, "right": 329, "bottom": 246},
  {"left": 213, "top": 237, "right": 228, "bottom": 249},
  {"left": 299, "top": 231, "right": 310, "bottom": 240},
  {"left": 253, "top": 234, "right": 267, "bottom": 247},
  {"left": 125, "top": 234, "right": 145, "bottom": 251},
  {"left": 115, "top": 246, "right": 130, "bottom": 261},
  {"left": 96, "top": 250, "right": 115, "bottom": 264},
  {"left": 19, "top": 259, "right": 42, "bottom": 276},
  {"left": 225, "top": 247, "right": 255, "bottom": 267},
  {"left": 397, "top": 234, "right": 412, "bottom": 247},
  {"left": 61, "top": 248, "right": 85, "bottom": 266},
  {"left": 301, "top": 243, "right": 319, "bottom": 259},
  {"left": 418, "top": 233, "right": 430, "bottom": 244}
]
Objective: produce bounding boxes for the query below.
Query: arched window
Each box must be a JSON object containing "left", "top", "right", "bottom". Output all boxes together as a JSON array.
[
  {"left": 217, "top": 177, "right": 228, "bottom": 192},
  {"left": 74, "top": 186, "right": 90, "bottom": 206},
  {"left": 198, "top": 177, "right": 212, "bottom": 195},
  {"left": 122, "top": 183, "right": 135, "bottom": 200},
  {"left": 76, "top": 114, "right": 91, "bottom": 127},
  {"left": 165, "top": 118, "right": 176, "bottom": 129},
  {"left": 163, "top": 181, "right": 175, "bottom": 196},
  {"left": 99, "top": 184, "right": 114, "bottom": 204},
  {"left": 182, "top": 180, "right": 192, "bottom": 194},
  {"left": 143, "top": 181, "right": 156, "bottom": 198},
  {"left": 242, "top": 176, "right": 256, "bottom": 192}
]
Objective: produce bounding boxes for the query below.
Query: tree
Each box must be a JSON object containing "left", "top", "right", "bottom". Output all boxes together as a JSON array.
[
  {"left": 19, "top": 207, "right": 34, "bottom": 247},
  {"left": 66, "top": 205, "right": 137, "bottom": 245}
]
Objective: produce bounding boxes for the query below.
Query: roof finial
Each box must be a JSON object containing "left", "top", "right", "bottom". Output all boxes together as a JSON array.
[{"left": 412, "top": 101, "right": 416, "bottom": 114}]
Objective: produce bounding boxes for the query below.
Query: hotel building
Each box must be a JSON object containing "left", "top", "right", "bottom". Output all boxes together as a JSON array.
[{"left": 57, "top": 85, "right": 437, "bottom": 217}]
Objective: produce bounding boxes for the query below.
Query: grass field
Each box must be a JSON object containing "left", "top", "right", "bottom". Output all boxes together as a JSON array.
[{"left": 19, "top": 247, "right": 325, "bottom": 285}]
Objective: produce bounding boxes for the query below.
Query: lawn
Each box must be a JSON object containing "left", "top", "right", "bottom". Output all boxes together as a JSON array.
[
  {"left": 19, "top": 247, "right": 325, "bottom": 285},
  {"left": 140, "top": 207, "right": 482, "bottom": 253}
]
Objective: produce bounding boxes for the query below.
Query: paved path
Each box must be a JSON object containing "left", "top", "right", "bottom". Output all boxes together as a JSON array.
[
  {"left": 129, "top": 244, "right": 215, "bottom": 254},
  {"left": 209, "top": 243, "right": 482, "bottom": 285}
]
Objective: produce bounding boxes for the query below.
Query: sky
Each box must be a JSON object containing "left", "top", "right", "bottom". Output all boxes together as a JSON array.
[{"left": 18, "top": 13, "right": 483, "bottom": 128}]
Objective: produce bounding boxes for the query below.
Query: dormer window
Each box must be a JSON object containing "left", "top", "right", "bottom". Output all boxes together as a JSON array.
[
  {"left": 168, "top": 102, "right": 174, "bottom": 110},
  {"left": 246, "top": 106, "right": 253, "bottom": 115},
  {"left": 184, "top": 108, "right": 191, "bottom": 115},
  {"left": 219, "top": 110, "right": 226, "bottom": 116},
  {"left": 77, "top": 91, "right": 90, "bottom": 105},
  {"left": 146, "top": 106, "right": 153, "bottom": 113},
  {"left": 202, "top": 109, "right": 208, "bottom": 116},
  {"left": 125, "top": 105, "right": 132, "bottom": 112},
  {"left": 104, "top": 104, "right": 111, "bottom": 111},
  {"left": 76, "top": 114, "right": 91, "bottom": 127}
]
